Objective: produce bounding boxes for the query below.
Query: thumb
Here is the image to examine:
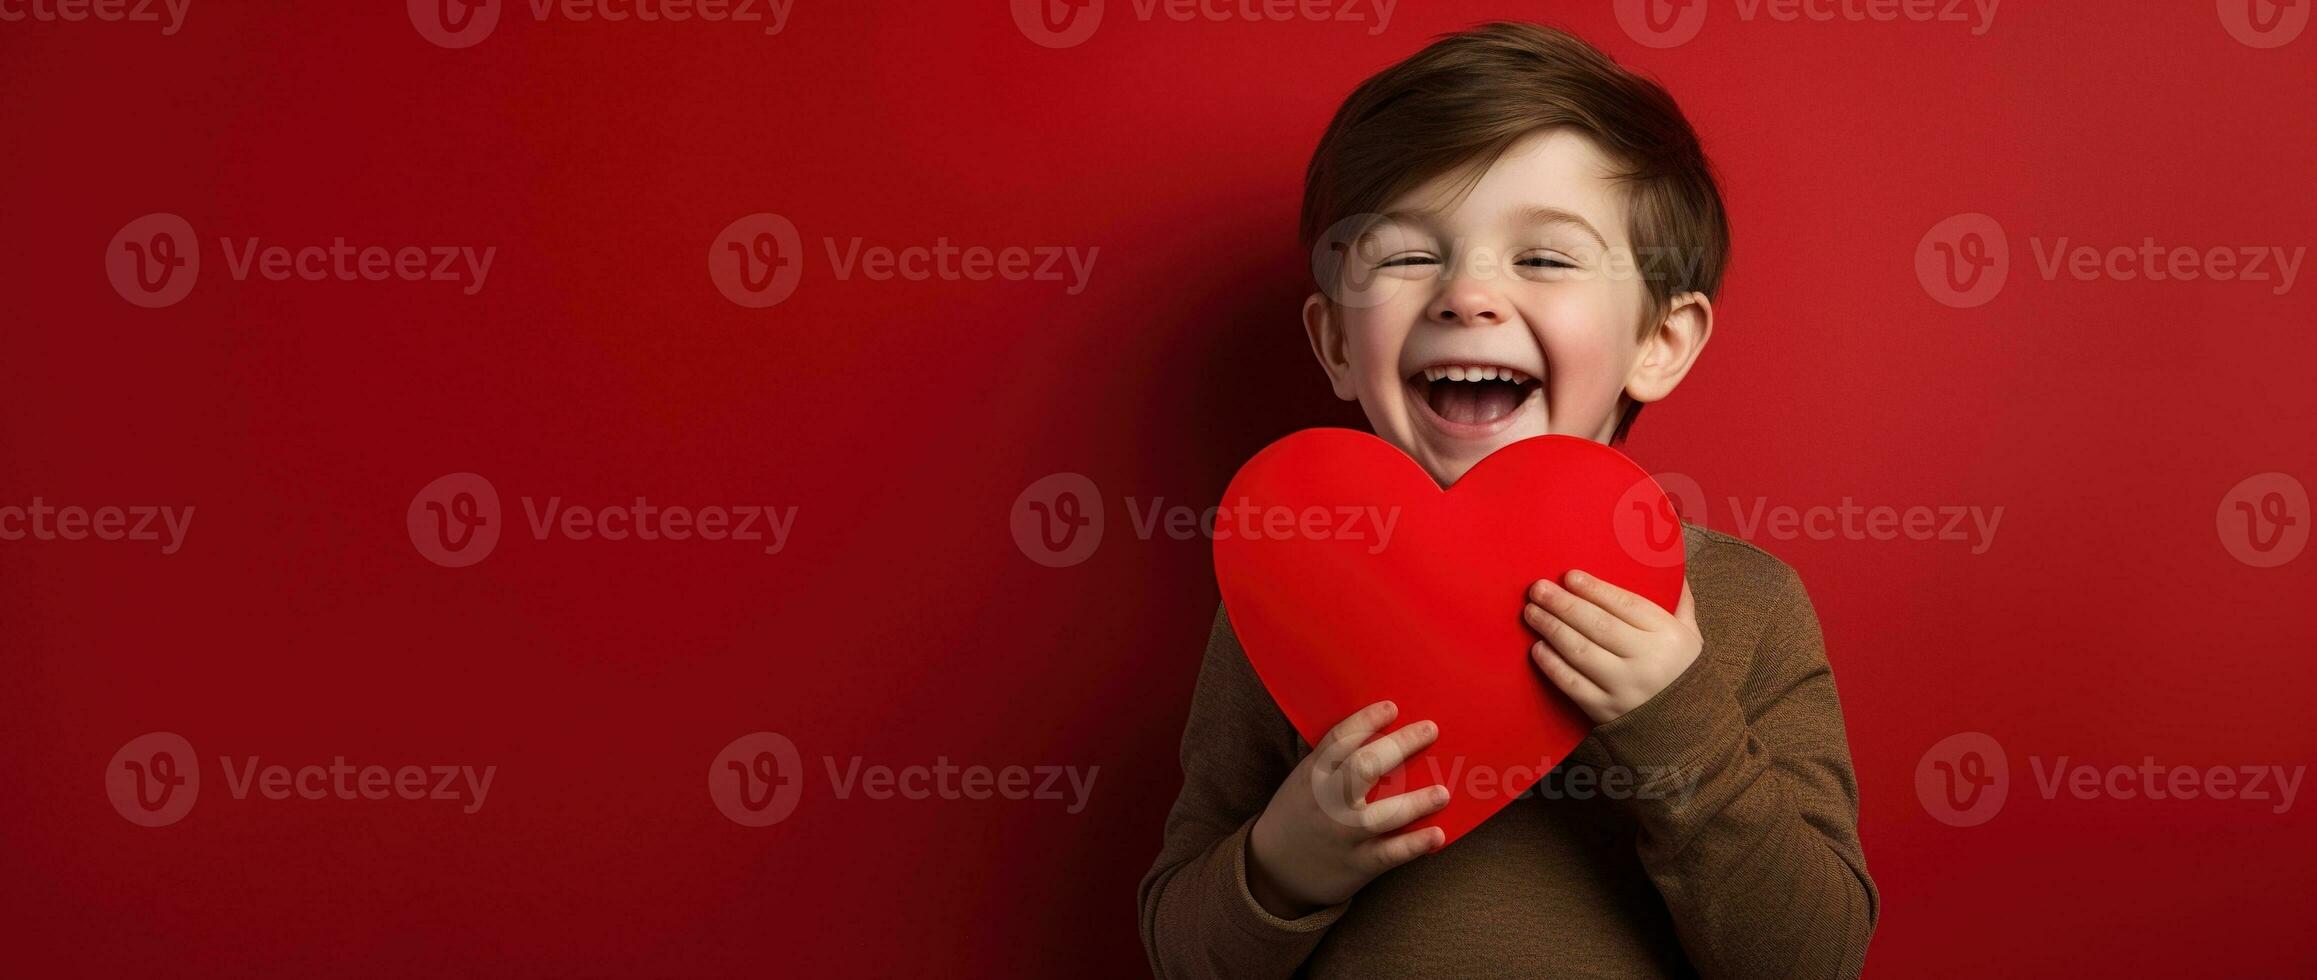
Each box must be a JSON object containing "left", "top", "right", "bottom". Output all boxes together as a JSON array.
[{"left": 1675, "top": 578, "right": 1697, "bottom": 627}]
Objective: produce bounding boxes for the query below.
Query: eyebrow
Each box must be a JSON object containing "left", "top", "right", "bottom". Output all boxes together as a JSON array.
[
  {"left": 1517, "top": 205, "right": 1609, "bottom": 250},
  {"left": 1366, "top": 205, "right": 1609, "bottom": 250}
]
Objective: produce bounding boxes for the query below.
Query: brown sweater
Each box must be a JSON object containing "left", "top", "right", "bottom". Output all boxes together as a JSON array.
[{"left": 1138, "top": 525, "right": 1877, "bottom": 978}]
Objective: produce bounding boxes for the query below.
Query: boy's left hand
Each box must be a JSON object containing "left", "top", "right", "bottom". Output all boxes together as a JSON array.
[{"left": 1523, "top": 570, "right": 1701, "bottom": 725}]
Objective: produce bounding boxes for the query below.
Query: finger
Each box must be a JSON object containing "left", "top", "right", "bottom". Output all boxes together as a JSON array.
[
  {"left": 1312, "top": 700, "right": 1397, "bottom": 773},
  {"left": 1676, "top": 579, "right": 1697, "bottom": 628},
  {"left": 1525, "top": 603, "right": 1622, "bottom": 681},
  {"left": 1352, "top": 825, "right": 1446, "bottom": 877},
  {"left": 1528, "top": 577, "right": 1644, "bottom": 654},
  {"left": 1534, "top": 639, "right": 1613, "bottom": 714},
  {"left": 1354, "top": 783, "right": 1451, "bottom": 836},
  {"left": 1342, "top": 719, "right": 1439, "bottom": 801},
  {"left": 1563, "top": 568, "right": 1674, "bottom": 631}
]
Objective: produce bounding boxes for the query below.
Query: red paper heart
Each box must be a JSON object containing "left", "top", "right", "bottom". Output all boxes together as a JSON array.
[{"left": 1213, "top": 429, "right": 1685, "bottom": 845}]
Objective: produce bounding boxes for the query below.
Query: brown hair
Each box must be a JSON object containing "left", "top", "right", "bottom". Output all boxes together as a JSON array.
[{"left": 1300, "top": 22, "right": 1728, "bottom": 442}]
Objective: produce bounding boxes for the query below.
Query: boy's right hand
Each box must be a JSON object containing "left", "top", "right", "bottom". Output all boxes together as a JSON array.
[{"left": 1244, "top": 700, "right": 1450, "bottom": 918}]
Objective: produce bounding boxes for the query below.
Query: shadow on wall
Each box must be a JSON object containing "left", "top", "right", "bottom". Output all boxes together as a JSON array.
[
  {"left": 1175, "top": 251, "right": 1373, "bottom": 495},
  {"left": 1050, "top": 237, "right": 1374, "bottom": 967}
]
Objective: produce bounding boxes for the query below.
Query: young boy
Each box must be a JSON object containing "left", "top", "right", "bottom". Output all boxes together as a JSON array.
[{"left": 1138, "top": 23, "right": 1877, "bottom": 978}]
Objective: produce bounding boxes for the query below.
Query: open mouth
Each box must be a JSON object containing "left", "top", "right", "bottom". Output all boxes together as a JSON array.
[{"left": 1407, "top": 364, "right": 1542, "bottom": 429}]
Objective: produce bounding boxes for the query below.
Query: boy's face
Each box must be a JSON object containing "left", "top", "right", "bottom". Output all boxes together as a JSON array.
[{"left": 1303, "top": 128, "right": 1711, "bottom": 487}]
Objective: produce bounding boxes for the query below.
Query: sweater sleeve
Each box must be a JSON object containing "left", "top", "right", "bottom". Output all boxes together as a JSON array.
[
  {"left": 1137, "top": 606, "right": 1348, "bottom": 979},
  {"left": 1583, "top": 566, "right": 1879, "bottom": 979}
]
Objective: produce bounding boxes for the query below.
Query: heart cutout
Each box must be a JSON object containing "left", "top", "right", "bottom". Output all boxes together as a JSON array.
[{"left": 1213, "top": 429, "right": 1685, "bottom": 845}]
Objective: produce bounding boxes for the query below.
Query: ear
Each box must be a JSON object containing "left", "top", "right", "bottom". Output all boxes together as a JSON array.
[
  {"left": 1303, "top": 292, "right": 1359, "bottom": 402},
  {"left": 1625, "top": 291, "right": 1713, "bottom": 404}
]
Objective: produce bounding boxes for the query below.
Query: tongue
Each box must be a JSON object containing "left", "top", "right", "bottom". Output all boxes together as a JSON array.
[{"left": 1428, "top": 381, "right": 1528, "bottom": 425}]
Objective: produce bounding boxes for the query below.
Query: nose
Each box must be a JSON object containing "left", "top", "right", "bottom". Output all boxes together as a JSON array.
[{"left": 1428, "top": 274, "right": 1505, "bottom": 326}]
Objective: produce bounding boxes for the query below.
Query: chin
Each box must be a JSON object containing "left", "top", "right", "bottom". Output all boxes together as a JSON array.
[
  {"left": 1420, "top": 456, "right": 1481, "bottom": 488},
  {"left": 1419, "top": 432, "right": 1527, "bottom": 487},
  {"left": 1382, "top": 422, "right": 1552, "bottom": 489},
  {"left": 1385, "top": 364, "right": 1554, "bottom": 485}
]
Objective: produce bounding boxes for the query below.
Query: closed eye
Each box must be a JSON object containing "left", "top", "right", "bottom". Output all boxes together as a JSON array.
[
  {"left": 1378, "top": 254, "right": 1440, "bottom": 268},
  {"left": 1518, "top": 255, "right": 1577, "bottom": 269}
]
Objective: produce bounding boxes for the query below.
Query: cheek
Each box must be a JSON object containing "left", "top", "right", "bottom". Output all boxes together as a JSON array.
[
  {"left": 1543, "top": 338, "right": 1624, "bottom": 400},
  {"left": 1341, "top": 309, "right": 1416, "bottom": 387},
  {"left": 1531, "top": 293, "right": 1644, "bottom": 423}
]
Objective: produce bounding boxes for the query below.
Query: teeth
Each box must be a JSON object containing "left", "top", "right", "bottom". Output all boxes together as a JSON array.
[{"left": 1421, "top": 365, "right": 1531, "bottom": 384}]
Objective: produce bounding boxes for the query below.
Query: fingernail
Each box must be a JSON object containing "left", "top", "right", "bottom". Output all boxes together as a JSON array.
[
  {"left": 1432, "top": 786, "right": 1450, "bottom": 803},
  {"left": 1566, "top": 569, "right": 1589, "bottom": 585}
]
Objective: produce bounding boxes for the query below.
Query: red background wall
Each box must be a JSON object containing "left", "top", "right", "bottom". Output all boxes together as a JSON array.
[{"left": 4, "top": 1, "right": 2313, "bottom": 975}]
